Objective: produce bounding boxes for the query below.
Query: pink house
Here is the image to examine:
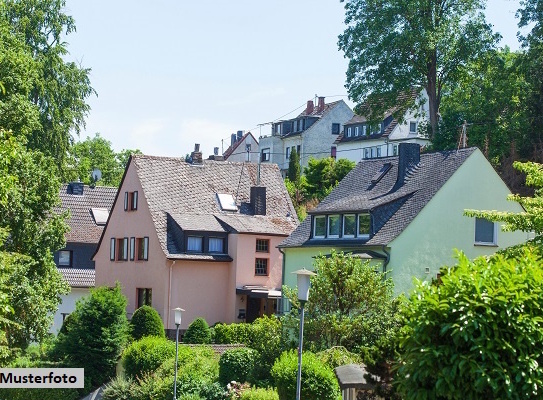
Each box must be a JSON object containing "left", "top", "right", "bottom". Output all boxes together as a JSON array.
[{"left": 94, "top": 152, "right": 298, "bottom": 331}]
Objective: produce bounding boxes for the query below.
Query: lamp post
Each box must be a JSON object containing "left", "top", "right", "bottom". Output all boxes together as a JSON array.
[
  {"left": 173, "top": 307, "right": 184, "bottom": 400},
  {"left": 292, "top": 268, "right": 316, "bottom": 400}
]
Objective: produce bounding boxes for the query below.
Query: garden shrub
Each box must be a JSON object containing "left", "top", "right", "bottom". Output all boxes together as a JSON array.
[
  {"left": 183, "top": 317, "right": 211, "bottom": 344},
  {"left": 122, "top": 335, "right": 175, "bottom": 379},
  {"left": 239, "top": 387, "right": 280, "bottom": 400},
  {"left": 219, "top": 347, "right": 259, "bottom": 384},
  {"left": 271, "top": 350, "right": 341, "bottom": 400},
  {"left": 317, "top": 346, "right": 362, "bottom": 369},
  {"left": 213, "top": 321, "right": 251, "bottom": 344},
  {"left": 102, "top": 376, "right": 135, "bottom": 400},
  {"left": 130, "top": 305, "right": 165, "bottom": 340}
]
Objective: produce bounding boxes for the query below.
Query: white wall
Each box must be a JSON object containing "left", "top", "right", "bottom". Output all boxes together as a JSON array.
[{"left": 51, "top": 287, "right": 90, "bottom": 333}]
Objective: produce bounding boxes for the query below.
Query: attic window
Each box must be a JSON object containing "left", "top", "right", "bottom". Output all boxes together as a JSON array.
[
  {"left": 371, "top": 163, "right": 392, "bottom": 184},
  {"left": 217, "top": 193, "right": 238, "bottom": 211},
  {"left": 91, "top": 207, "right": 109, "bottom": 225}
]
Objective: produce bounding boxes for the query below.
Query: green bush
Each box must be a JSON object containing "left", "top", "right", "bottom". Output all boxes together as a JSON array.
[
  {"left": 271, "top": 350, "right": 341, "bottom": 400},
  {"left": 219, "top": 347, "right": 259, "bottom": 384},
  {"left": 397, "top": 249, "right": 543, "bottom": 399},
  {"left": 102, "top": 376, "right": 135, "bottom": 400},
  {"left": 183, "top": 317, "right": 211, "bottom": 344},
  {"left": 239, "top": 387, "right": 279, "bottom": 400},
  {"left": 130, "top": 305, "right": 165, "bottom": 340},
  {"left": 213, "top": 322, "right": 251, "bottom": 344},
  {"left": 316, "top": 346, "right": 362, "bottom": 369},
  {"left": 52, "top": 284, "right": 129, "bottom": 387},
  {"left": 123, "top": 335, "right": 176, "bottom": 379}
]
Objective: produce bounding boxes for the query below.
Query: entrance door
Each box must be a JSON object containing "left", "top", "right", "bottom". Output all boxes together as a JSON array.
[{"left": 246, "top": 296, "right": 261, "bottom": 323}]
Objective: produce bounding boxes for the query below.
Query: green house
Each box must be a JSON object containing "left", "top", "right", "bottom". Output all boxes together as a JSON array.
[{"left": 280, "top": 143, "right": 528, "bottom": 295}]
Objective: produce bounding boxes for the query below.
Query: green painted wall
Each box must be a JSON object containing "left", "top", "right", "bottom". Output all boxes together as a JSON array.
[
  {"left": 388, "top": 149, "right": 527, "bottom": 295},
  {"left": 283, "top": 149, "right": 528, "bottom": 296}
]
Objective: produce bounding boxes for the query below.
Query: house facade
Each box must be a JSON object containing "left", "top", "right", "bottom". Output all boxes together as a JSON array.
[
  {"left": 336, "top": 91, "right": 430, "bottom": 163},
  {"left": 259, "top": 96, "right": 354, "bottom": 175},
  {"left": 52, "top": 183, "right": 117, "bottom": 332},
  {"left": 280, "top": 144, "right": 527, "bottom": 295},
  {"left": 222, "top": 131, "right": 259, "bottom": 163},
  {"left": 94, "top": 152, "right": 298, "bottom": 331}
]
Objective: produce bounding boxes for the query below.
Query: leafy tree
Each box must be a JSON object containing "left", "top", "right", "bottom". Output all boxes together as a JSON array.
[
  {"left": 303, "top": 157, "right": 355, "bottom": 201},
  {"left": 396, "top": 249, "right": 543, "bottom": 399},
  {"left": 130, "top": 305, "right": 165, "bottom": 340},
  {"left": 284, "top": 251, "right": 400, "bottom": 352},
  {"left": 53, "top": 284, "right": 129, "bottom": 387},
  {"left": 0, "top": 129, "right": 68, "bottom": 347},
  {"left": 287, "top": 148, "right": 301, "bottom": 184},
  {"left": 1, "top": 0, "right": 95, "bottom": 176},
  {"left": 183, "top": 317, "right": 211, "bottom": 344},
  {"left": 338, "top": 0, "right": 499, "bottom": 138},
  {"left": 67, "top": 133, "right": 141, "bottom": 187}
]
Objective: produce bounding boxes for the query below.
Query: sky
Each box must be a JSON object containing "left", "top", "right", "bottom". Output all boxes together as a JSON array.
[{"left": 64, "top": 0, "right": 524, "bottom": 159}]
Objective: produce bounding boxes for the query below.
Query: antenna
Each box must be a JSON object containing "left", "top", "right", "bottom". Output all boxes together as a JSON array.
[{"left": 457, "top": 121, "right": 470, "bottom": 150}]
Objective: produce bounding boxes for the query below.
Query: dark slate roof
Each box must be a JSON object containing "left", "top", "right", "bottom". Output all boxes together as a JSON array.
[
  {"left": 280, "top": 147, "right": 477, "bottom": 248},
  {"left": 132, "top": 156, "right": 298, "bottom": 258},
  {"left": 58, "top": 267, "right": 95, "bottom": 288},
  {"left": 57, "top": 184, "right": 117, "bottom": 244},
  {"left": 222, "top": 132, "right": 258, "bottom": 159}
]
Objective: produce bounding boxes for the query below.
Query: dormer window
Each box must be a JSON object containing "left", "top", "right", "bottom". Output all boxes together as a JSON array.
[
  {"left": 328, "top": 215, "right": 340, "bottom": 238},
  {"left": 314, "top": 216, "right": 326, "bottom": 238},
  {"left": 343, "top": 215, "right": 356, "bottom": 238},
  {"left": 347, "top": 127, "right": 352, "bottom": 137},
  {"left": 358, "top": 214, "right": 371, "bottom": 238},
  {"left": 312, "top": 213, "right": 372, "bottom": 240},
  {"left": 209, "top": 237, "right": 225, "bottom": 253},
  {"left": 355, "top": 127, "right": 360, "bottom": 137},
  {"left": 187, "top": 236, "right": 203, "bottom": 252}
]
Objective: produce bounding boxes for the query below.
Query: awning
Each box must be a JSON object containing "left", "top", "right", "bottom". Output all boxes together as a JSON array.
[{"left": 236, "top": 286, "right": 282, "bottom": 299}]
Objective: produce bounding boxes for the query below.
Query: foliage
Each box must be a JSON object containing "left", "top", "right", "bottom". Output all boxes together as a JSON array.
[
  {"left": 316, "top": 346, "right": 362, "bottom": 369},
  {"left": 67, "top": 133, "right": 141, "bottom": 187},
  {"left": 338, "top": 0, "right": 499, "bottom": 138},
  {"left": 284, "top": 176, "right": 308, "bottom": 221},
  {"left": 102, "top": 376, "right": 135, "bottom": 400},
  {"left": 287, "top": 148, "right": 301, "bottom": 184},
  {"left": 219, "top": 347, "right": 259, "bottom": 384},
  {"left": 122, "top": 335, "right": 175, "bottom": 379},
  {"left": 239, "top": 388, "right": 279, "bottom": 400},
  {"left": 284, "top": 251, "right": 399, "bottom": 352},
  {"left": 396, "top": 249, "right": 543, "bottom": 399},
  {"left": 53, "top": 284, "right": 129, "bottom": 387},
  {"left": 213, "top": 321, "right": 252, "bottom": 345},
  {"left": 465, "top": 161, "right": 543, "bottom": 237},
  {"left": 130, "top": 305, "right": 165, "bottom": 340},
  {"left": 0, "top": 129, "right": 69, "bottom": 347},
  {"left": 303, "top": 157, "right": 355, "bottom": 201},
  {"left": 183, "top": 317, "right": 212, "bottom": 344},
  {"left": 271, "top": 350, "right": 341, "bottom": 400}
]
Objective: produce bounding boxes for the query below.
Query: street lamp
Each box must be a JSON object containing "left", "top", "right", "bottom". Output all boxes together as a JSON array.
[
  {"left": 173, "top": 307, "right": 184, "bottom": 400},
  {"left": 292, "top": 268, "right": 316, "bottom": 400}
]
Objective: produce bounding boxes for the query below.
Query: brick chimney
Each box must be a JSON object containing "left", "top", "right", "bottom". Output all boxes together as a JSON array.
[
  {"left": 231, "top": 133, "right": 236, "bottom": 146},
  {"left": 306, "top": 100, "right": 314, "bottom": 114},
  {"left": 250, "top": 186, "right": 266, "bottom": 215},
  {"left": 191, "top": 143, "right": 203, "bottom": 164},
  {"left": 317, "top": 96, "right": 325, "bottom": 113},
  {"left": 394, "top": 143, "right": 420, "bottom": 190}
]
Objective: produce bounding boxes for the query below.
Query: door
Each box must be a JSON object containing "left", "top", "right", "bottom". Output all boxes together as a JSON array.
[{"left": 246, "top": 296, "right": 261, "bottom": 323}]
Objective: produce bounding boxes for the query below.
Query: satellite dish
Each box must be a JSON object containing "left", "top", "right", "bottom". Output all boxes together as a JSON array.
[{"left": 91, "top": 168, "right": 102, "bottom": 182}]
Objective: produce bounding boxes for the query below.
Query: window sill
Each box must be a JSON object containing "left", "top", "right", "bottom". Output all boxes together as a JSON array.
[{"left": 474, "top": 242, "right": 498, "bottom": 247}]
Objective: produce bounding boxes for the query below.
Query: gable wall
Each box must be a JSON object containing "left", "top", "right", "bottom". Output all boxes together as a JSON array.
[
  {"left": 388, "top": 150, "right": 528, "bottom": 295},
  {"left": 226, "top": 135, "right": 260, "bottom": 163}
]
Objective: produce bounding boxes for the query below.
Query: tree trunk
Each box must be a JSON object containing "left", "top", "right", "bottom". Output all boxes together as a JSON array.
[{"left": 427, "top": 51, "right": 439, "bottom": 139}]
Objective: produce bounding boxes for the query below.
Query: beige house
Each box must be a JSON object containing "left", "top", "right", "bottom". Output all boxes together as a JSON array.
[{"left": 94, "top": 152, "right": 297, "bottom": 331}]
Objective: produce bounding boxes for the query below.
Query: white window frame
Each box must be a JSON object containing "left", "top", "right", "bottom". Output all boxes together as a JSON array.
[
  {"left": 137, "top": 237, "right": 149, "bottom": 260},
  {"left": 314, "top": 216, "right": 326, "bottom": 238},
  {"left": 364, "top": 148, "right": 370, "bottom": 159},
  {"left": 110, "top": 238, "right": 116, "bottom": 261},
  {"left": 474, "top": 218, "right": 497, "bottom": 246},
  {"left": 355, "top": 126, "right": 359, "bottom": 136},
  {"left": 261, "top": 148, "right": 270, "bottom": 162},
  {"left": 286, "top": 147, "right": 290, "bottom": 160},
  {"left": 358, "top": 214, "right": 371, "bottom": 239},
  {"left": 347, "top": 127, "right": 352, "bottom": 137},
  {"left": 363, "top": 125, "right": 367, "bottom": 136},
  {"left": 130, "top": 237, "right": 135, "bottom": 261},
  {"left": 343, "top": 214, "right": 356, "bottom": 238},
  {"left": 328, "top": 215, "right": 340, "bottom": 238},
  {"left": 409, "top": 121, "right": 417, "bottom": 134},
  {"left": 58, "top": 250, "right": 72, "bottom": 266},
  {"left": 377, "top": 146, "right": 381, "bottom": 157}
]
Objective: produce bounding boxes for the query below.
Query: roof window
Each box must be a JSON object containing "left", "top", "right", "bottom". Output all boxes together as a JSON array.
[
  {"left": 91, "top": 207, "right": 109, "bottom": 225},
  {"left": 217, "top": 193, "right": 238, "bottom": 211}
]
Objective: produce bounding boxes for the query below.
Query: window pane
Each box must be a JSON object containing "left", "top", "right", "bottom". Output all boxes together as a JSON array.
[
  {"left": 110, "top": 238, "right": 115, "bottom": 261},
  {"left": 328, "top": 215, "right": 340, "bottom": 237},
  {"left": 187, "top": 236, "right": 203, "bottom": 252},
  {"left": 344, "top": 215, "right": 356, "bottom": 237},
  {"left": 314, "top": 216, "right": 326, "bottom": 237},
  {"left": 256, "top": 239, "right": 269, "bottom": 252},
  {"left": 255, "top": 258, "right": 268, "bottom": 275},
  {"left": 209, "top": 237, "right": 224, "bottom": 253},
  {"left": 59, "top": 250, "right": 71, "bottom": 266},
  {"left": 359, "top": 214, "right": 371, "bottom": 237},
  {"left": 130, "top": 237, "right": 135, "bottom": 261},
  {"left": 475, "top": 218, "right": 495, "bottom": 243}
]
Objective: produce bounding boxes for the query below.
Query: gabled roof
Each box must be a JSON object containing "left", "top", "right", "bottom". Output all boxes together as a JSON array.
[
  {"left": 280, "top": 100, "right": 345, "bottom": 139},
  {"left": 57, "top": 184, "right": 117, "bottom": 244},
  {"left": 222, "top": 132, "right": 259, "bottom": 160},
  {"left": 280, "top": 147, "right": 477, "bottom": 248},
  {"left": 129, "top": 156, "right": 298, "bottom": 258}
]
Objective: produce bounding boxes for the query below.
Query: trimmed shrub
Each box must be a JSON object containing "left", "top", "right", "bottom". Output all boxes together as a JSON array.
[
  {"left": 317, "top": 346, "right": 362, "bottom": 369},
  {"left": 219, "top": 347, "right": 259, "bottom": 384},
  {"left": 123, "top": 335, "right": 176, "bottom": 379},
  {"left": 183, "top": 317, "right": 211, "bottom": 344},
  {"left": 131, "top": 305, "right": 165, "bottom": 340},
  {"left": 213, "top": 322, "right": 251, "bottom": 344},
  {"left": 271, "top": 350, "right": 341, "bottom": 400},
  {"left": 239, "top": 387, "right": 279, "bottom": 400}
]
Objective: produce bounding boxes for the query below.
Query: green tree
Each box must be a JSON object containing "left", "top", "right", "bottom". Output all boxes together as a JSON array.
[
  {"left": 0, "top": 129, "right": 69, "bottom": 347},
  {"left": 183, "top": 317, "right": 211, "bottom": 344},
  {"left": 67, "top": 133, "right": 141, "bottom": 187},
  {"left": 303, "top": 157, "right": 355, "bottom": 201},
  {"left": 1, "top": 0, "right": 95, "bottom": 176},
  {"left": 396, "top": 249, "right": 543, "bottom": 399},
  {"left": 53, "top": 284, "right": 129, "bottom": 387},
  {"left": 338, "top": 0, "right": 499, "bottom": 138},
  {"left": 287, "top": 148, "right": 301, "bottom": 184}
]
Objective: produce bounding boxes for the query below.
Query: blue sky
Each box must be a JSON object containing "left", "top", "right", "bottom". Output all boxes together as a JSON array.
[{"left": 65, "top": 0, "right": 523, "bottom": 158}]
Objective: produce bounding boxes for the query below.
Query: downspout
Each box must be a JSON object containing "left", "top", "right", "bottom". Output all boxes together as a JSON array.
[
  {"left": 168, "top": 260, "right": 176, "bottom": 329},
  {"left": 278, "top": 247, "right": 286, "bottom": 314},
  {"left": 381, "top": 245, "right": 390, "bottom": 275}
]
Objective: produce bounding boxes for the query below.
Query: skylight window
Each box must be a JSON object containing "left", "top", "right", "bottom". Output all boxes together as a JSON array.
[
  {"left": 91, "top": 207, "right": 109, "bottom": 225},
  {"left": 217, "top": 193, "right": 238, "bottom": 211},
  {"left": 371, "top": 163, "right": 392, "bottom": 184}
]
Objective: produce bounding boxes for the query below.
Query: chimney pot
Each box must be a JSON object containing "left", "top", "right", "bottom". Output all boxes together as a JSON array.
[
  {"left": 194, "top": 143, "right": 200, "bottom": 152},
  {"left": 231, "top": 133, "right": 236, "bottom": 146},
  {"left": 214, "top": 147, "right": 219, "bottom": 156},
  {"left": 317, "top": 96, "right": 325, "bottom": 113},
  {"left": 306, "top": 100, "right": 314, "bottom": 114},
  {"left": 237, "top": 130, "right": 244, "bottom": 141}
]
